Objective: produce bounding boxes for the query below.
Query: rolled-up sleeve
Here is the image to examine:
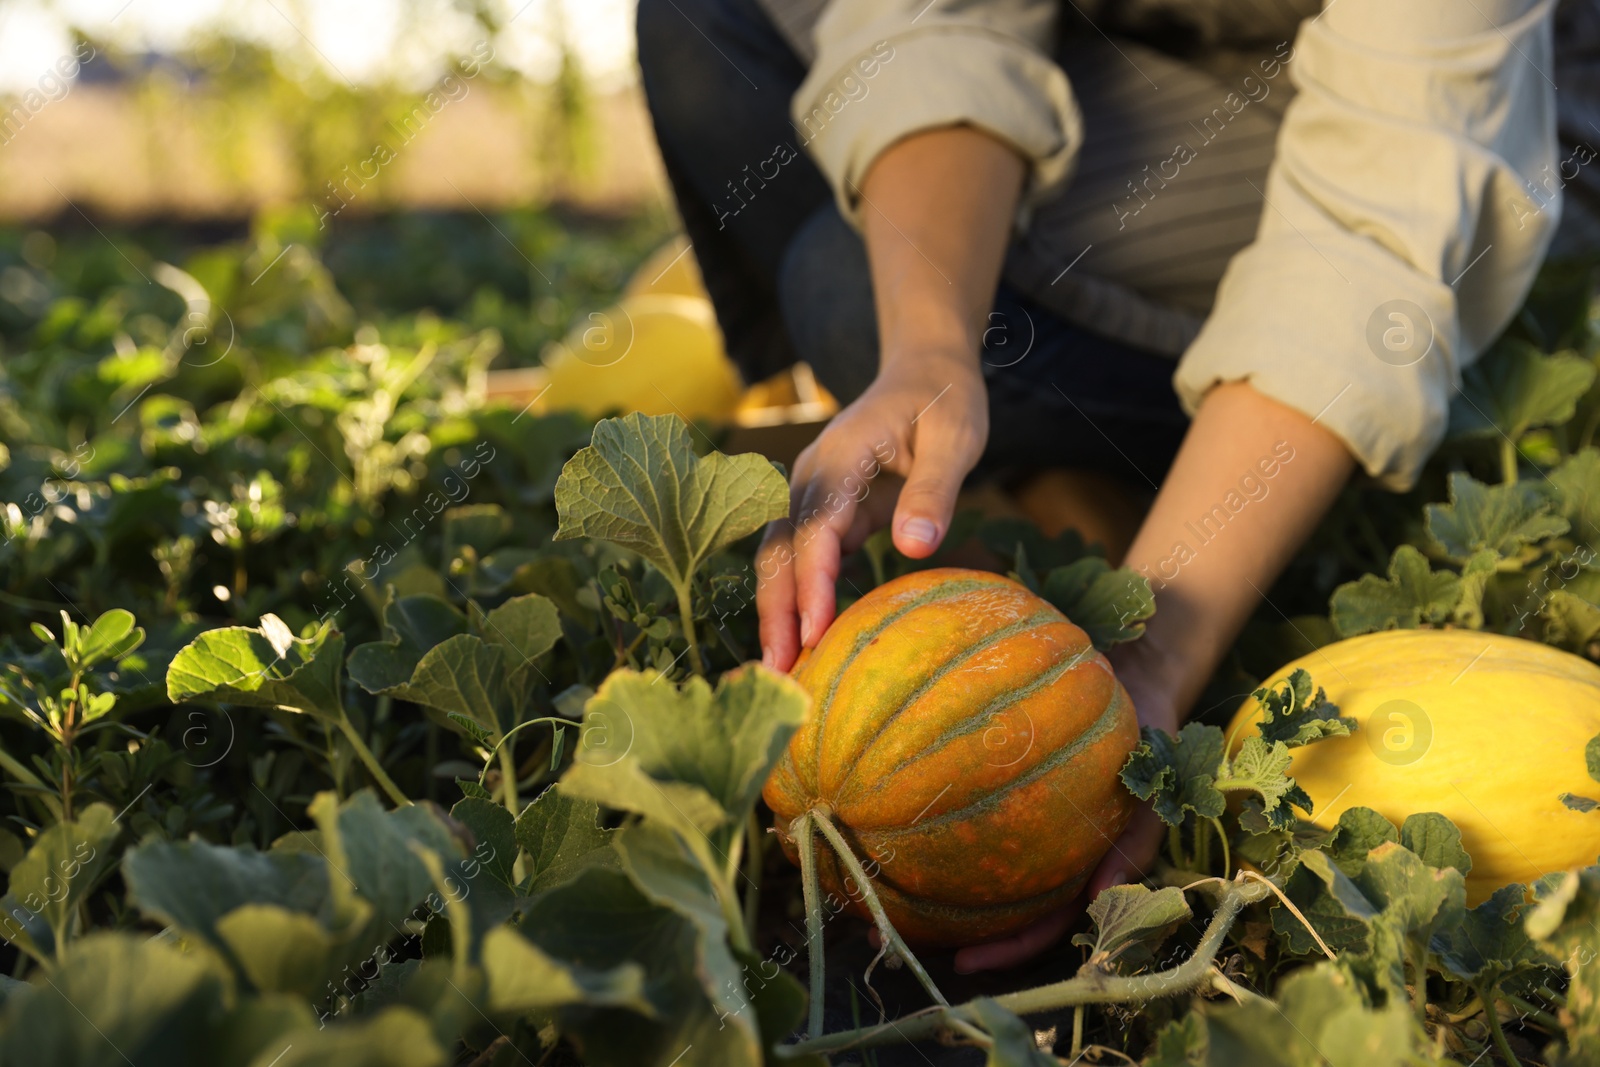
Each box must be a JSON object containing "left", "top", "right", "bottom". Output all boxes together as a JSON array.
[
  {"left": 794, "top": 0, "right": 1080, "bottom": 226},
  {"left": 1174, "top": 0, "right": 1560, "bottom": 491}
]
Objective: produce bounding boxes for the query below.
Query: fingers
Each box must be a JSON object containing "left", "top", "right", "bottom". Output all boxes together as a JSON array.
[
  {"left": 952, "top": 900, "right": 1081, "bottom": 974},
  {"left": 755, "top": 524, "right": 799, "bottom": 672},
  {"left": 892, "top": 419, "right": 982, "bottom": 560},
  {"left": 1087, "top": 803, "right": 1166, "bottom": 897},
  {"left": 790, "top": 459, "right": 861, "bottom": 648}
]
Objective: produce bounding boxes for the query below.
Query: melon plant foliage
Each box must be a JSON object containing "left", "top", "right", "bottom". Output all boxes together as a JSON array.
[{"left": 0, "top": 220, "right": 1598, "bottom": 1064}]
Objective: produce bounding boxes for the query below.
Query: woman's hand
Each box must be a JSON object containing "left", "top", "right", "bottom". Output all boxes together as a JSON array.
[
  {"left": 756, "top": 349, "right": 986, "bottom": 671},
  {"left": 951, "top": 647, "right": 1176, "bottom": 974},
  {"left": 753, "top": 124, "right": 1026, "bottom": 671}
]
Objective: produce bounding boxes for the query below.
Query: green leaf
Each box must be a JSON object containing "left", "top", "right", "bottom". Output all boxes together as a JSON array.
[
  {"left": 307, "top": 790, "right": 463, "bottom": 936},
  {"left": 1450, "top": 340, "right": 1597, "bottom": 441},
  {"left": 1551, "top": 447, "right": 1600, "bottom": 548},
  {"left": 167, "top": 616, "right": 344, "bottom": 721},
  {"left": 482, "top": 925, "right": 653, "bottom": 1015},
  {"left": 979, "top": 517, "right": 1102, "bottom": 572},
  {"left": 1452, "top": 549, "right": 1500, "bottom": 629},
  {"left": 1120, "top": 723, "right": 1227, "bottom": 826},
  {"left": 124, "top": 837, "right": 335, "bottom": 946},
  {"left": 614, "top": 821, "right": 755, "bottom": 1044},
  {"left": 1037, "top": 557, "right": 1155, "bottom": 649},
  {"left": 477, "top": 593, "right": 562, "bottom": 672},
  {"left": 1588, "top": 734, "right": 1600, "bottom": 784},
  {"left": 1329, "top": 545, "right": 1460, "bottom": 637},
  {"left": 1562, "top": 792, "right": 1600, "bottom": 812},
  {"left": 1543, "top": 589, "right": 1600, "bottom": 652},
  {"left": 518, "top": 867, "right": 764, "bottom": 1067},
  {"left": 559, "top": 667, "right": 808, "bottom": 857},
  {"left": 1221, "top": 737, "right": 1312, "bottom": 829},
  {"left": 1326, "top": 808, "right": 1399, "bottom": 872},
  {"left": 443, "top": 503, "right": 511, "bottom": 556},
  {"left": 0, "top": 803, "right": 119, "bottom": 962},
  {"left": 447, "top": 797, "right": 516, "bottom": 885},
  {"left": 1398, "top": 813, "right": 1472, "bottom": 875},
  {"left": 1524, "top": 867, "right": 1600, "bottom": 1066},
  {"left": 397, "top": 633, "right": 512, "bottom": 737},
  {"left": 966, "top": 998, "right": 1058, "bottom": 1066},
  {"left": 215, "top": 905, "right": 337, "bottom": 998},
  {"left": 1425, "top": 472, "right": 1568, "bottom": 564},
  {"left": 1431, "top": 883, "right": 1548, "bottom": 984},
  {"left": 70, "top": 609, "right": 145, "bottom": 671},
  {"left": 0, "top": 932, "right": 225, "bottom": 1067},
  {"left": 1272, "top": 850, "right": 1379, "bottom": 956},
  {"left": 1202, "top": 962, "right": 1429, "bottom": 1067},
  {"left": 346, "top": 594, "right": 467, "bottom": 695},
  {"left": 1250, "top": 669, "right": 1355, "bottom": 748},
  {"left": 1070, "top": 883, "right": 1191, "bottom": 970},
  {"left": 514, "top": 786, "right": 617, "bottom": 892},
  {"left": 1144, "top": 1013, "right": 1207, "bottom": 1067},
  {"left": 243, "top": 1007, "right": 447, "bottom": 1067},
  {"left": 552, "top": 413, "right": 788, "bottom": 591}
]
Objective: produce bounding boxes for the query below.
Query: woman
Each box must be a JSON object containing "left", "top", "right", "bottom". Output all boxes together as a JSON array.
[{"left": 636, "top": 0, "right": 1596, "bottom": 970}]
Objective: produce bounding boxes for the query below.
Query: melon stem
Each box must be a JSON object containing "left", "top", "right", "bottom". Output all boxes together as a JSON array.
[
  {"left": 794, "top": 812, "right": 826, "bottom": 1039},
  {"left": 780, "top": 875, "right": 1273, "bottom": 1057},
  {"left": 812, "top": 809, "right": 949, "bottom": 1009}
]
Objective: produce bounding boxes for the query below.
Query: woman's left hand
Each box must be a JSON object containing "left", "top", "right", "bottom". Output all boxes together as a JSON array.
[{"left": 951, "top": 651, "right": 1176, "bottom": 974}]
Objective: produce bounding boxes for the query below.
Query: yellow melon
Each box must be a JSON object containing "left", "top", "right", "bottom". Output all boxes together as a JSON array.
[
  {"left": 1228, "top": 630, "right": 1600, "bottom": 904},
  {"left": 539, "top": 294, "right": 742, "bottom": 422}
]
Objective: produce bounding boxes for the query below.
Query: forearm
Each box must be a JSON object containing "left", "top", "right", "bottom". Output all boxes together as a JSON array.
[
  {"left": 1112, "top": 381, "right": 1356, "bottom": 719},
  {"left": 858, "top": 126, "right": 1026, "bottom": 365}
]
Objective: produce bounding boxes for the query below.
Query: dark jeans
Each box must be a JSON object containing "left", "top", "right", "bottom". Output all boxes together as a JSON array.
[{"left": 636, "top": 0, "right": 1191, "bottom": 487}]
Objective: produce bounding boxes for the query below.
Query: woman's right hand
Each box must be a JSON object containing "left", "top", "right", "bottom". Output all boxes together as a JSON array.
[{"left": 755, "top": 347, "right": 988, "bottom": 672}]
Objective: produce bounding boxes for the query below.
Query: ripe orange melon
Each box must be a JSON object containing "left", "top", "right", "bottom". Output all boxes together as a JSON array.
[{"left": 763, "top": 568, "right": 1141, "bottom": 947}]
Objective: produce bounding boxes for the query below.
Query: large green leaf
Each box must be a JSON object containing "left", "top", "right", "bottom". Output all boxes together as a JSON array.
[
  {"left": 308, "top": 789, "right": 463, "bottom": 935},
  {"left": 482, "top": 925, "right": 653, "bottom": 1016},
  {"left": 559, "top": 667, "right": 808, "bottom": 857},
  {"left": 216, "top": 905, "right": 338, "bottom": 999},
  {"left": 397, "top": 633, "right": 512, "bottom": 736},
  {"left": 1329, "top": 545, "right": 1461, "bottom": 636},
  {"left": 1070, "top": 883, "right": 1191, "bottom": 970},
  {"left": 0, "top": 932, "right": 226, "bottom": 1067},
  {"left": 166, "top": 615, "right": 345, "bottom": 720},
  {"left": 1121, "top": 723, "right": 1227, "bottom": 826},
  {"left": 514, "top": 786, "right": 618, "bottom": 892},
  {"left": 1526, "top": 866, "right": 1600, "bottom": 1066},
  {"left": 1038, "top": 557, "right": 1154, "bottom": 650},
  {"left": 124, "top": 837, "right": 336, "bottom": 942},
  {"left": 519, "top": 867, "right": 763, "bottom": 1067},
  {"left": 0, "top": 803, "right": 119, "bottom": 962},
  {"left": 1398, "top": 813, "right": 1472, "bottom": 876},
  {"left": 1449, "top": 340, "right": 1597, "bottom": 441},
  {"left": 1551, "top": 447, "right": 1600, "bottom": 548},
  {"left": 243, "top": 1007, "right": 447, "bottom": 1067},
  {"left": 614, "top": 821, "right": 753, "bottom": 1041},
  {"left": 479, "top": 593, "right": 562, "bottom": 671},
  {"left": 346, "top": 593, "right": 467, "bottom": 695},
  {"left": 1432, "top": 883, "right": 1548, "bottom": 984},
  {"left": 1425, "top": 472, "right": 1568, "bottom": 564},
  {"left": 448, "top": 797, "right": 516, "bottom": 885},
  {"left": 1202, "top": 963, "right": 1430, "bottom": 1066},
  {"left": 552, "top": 413, "right": 788, "bottom": 590}
]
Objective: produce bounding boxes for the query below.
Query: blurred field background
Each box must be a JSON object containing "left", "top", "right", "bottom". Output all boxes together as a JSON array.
[{"left": 0, "top": 0, "right": 665, "bottom": 217}]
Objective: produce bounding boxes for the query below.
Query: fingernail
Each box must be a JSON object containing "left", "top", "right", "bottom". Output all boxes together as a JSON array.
[
  {"left": 799, "top": 612, "right": 814, "bottom": 646},
  {"left": 899, "top": 518, "right": 938, "bottom": 545},
  {"left": 1109, "top": 869, "right": 1130, "bottom": 888},
  {"left": 953, "top": 958, "right": 975, "bottom": 975},
  {"left": 761, "top": 646, "right": 775, "bottom": 670}
]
